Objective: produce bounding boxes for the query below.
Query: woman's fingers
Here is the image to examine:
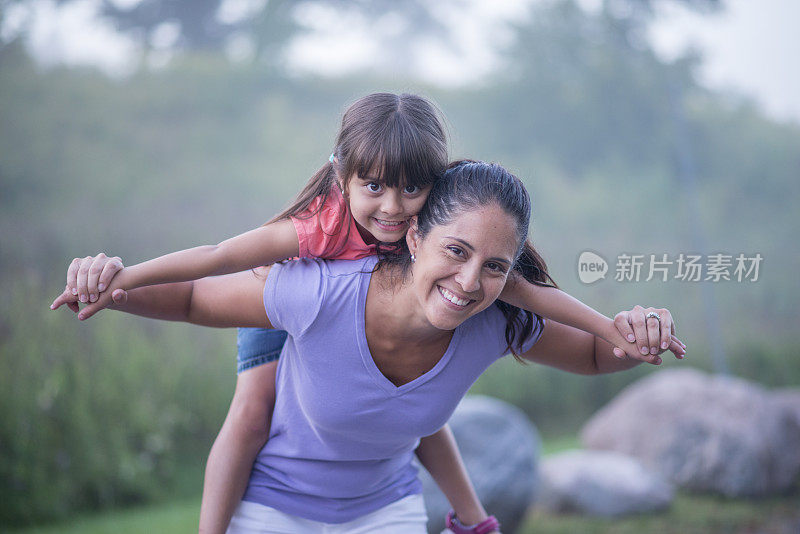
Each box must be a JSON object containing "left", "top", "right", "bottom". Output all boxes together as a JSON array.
[
  {"left": 614, "top": 311, "right": 652, "bottom": 360},
  {"left": 77, "top": 290, "right": 114, "bottom": 321},
  {"left": 628, "top": 306, "right": 651, "bottom": 357},
  {"left": 51, "top": 284, "right": 123, "bottom": 319},
  {"left": 111, "top": 288, "right": 128, "bottom": 305},
  {"left": 614, "top": 311, "right": 635, "bottom": 343},
  {"left": 645, "top": 310, "right": 661, "bottom": 355},
  {"left": 658, "top": 309, "right": 674, "bottom": 351},
  {"left": 616, "top": 306, "right": 685, "bottom": 366}
]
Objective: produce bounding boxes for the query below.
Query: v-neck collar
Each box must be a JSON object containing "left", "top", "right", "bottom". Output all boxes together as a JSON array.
[{"left": 355, "top": 260, "right": 462, "bottom": 396}]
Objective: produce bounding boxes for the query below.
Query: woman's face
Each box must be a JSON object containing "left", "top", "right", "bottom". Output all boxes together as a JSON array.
[{"left": 406, "top": 203, "right": 519, "bottom": 331}]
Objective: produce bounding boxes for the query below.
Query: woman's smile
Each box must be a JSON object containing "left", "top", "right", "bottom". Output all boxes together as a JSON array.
[{"left": 437, "top": 285, "right": 474, "bottom": 309}]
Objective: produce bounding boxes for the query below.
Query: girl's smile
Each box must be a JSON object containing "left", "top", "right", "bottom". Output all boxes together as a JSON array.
[{"left": 372, "top": 217, "right": 409, "bottom": 233}]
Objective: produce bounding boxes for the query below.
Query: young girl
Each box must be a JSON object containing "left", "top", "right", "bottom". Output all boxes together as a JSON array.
[{"left": 61, "top": 93, "right": 664, "bottom": 533}]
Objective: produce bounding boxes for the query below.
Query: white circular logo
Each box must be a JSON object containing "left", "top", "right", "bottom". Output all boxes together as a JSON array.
[{"left": 577, "top": 251, "right": 608, "bottom": 284}]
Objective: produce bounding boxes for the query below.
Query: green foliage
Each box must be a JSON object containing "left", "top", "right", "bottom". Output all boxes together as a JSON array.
[{"left": 0, "top": 278, "right": 234, "bottom": 525}]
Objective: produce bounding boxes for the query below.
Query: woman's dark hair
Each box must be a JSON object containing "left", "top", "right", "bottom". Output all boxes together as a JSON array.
[
  {"left": 379, "top": 159, "right": 558, "bottom": 361},
  {"left": 267, "top": 93, "right": 448, "bottom": 256}
]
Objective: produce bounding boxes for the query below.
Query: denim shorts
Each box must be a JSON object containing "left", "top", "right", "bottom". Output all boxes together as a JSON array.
[{"left": 236, "top": 328, "right": 288, "bottom": 374}]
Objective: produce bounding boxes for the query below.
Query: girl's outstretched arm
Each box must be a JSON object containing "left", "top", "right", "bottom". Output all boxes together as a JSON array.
[
  {"left": 500, "top": 274, "right": 685, "bottom": 362},
  {"left": 415, "top": 425, "right": 499, "bottom": 533},
  {"left": 71, "top": 218, "right": 299, "bottom": 305}
]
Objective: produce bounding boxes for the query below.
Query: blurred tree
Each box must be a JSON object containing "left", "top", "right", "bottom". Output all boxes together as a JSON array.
[
  {"left": 599, "top": 0, "right": 721, "bottom": 52},
  {"left": 0, "top": 0, "right": 723, "bottom": 73},
  {"left": 59, "top": 0, "right": 449, "bottom": 65}
]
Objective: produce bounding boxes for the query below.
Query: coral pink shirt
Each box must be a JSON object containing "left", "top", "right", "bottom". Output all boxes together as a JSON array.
[{"left": 290, "top": 186, "right": 376, "bottom": 260}]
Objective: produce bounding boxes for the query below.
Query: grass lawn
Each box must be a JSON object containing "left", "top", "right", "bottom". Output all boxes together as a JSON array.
[
  {"left": 5, "top": 435, "right": 799, "bottom": 534},
  {"left": 2, "top": 499, "right": 200, "bottom": 534},
  {"left": 520, "top": 492, "right": 800, "bottom": 534},
  {"left": 7, "top": 492, "right": 799, "bottom": 534}
]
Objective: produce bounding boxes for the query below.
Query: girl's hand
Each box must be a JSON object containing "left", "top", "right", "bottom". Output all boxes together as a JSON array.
[
  {"left": 51, "top": 254, "right": 128, "bottom": 319},
  {"left": 611, "top": 305, "right": 686, "bottom": 364},
  {"left": 66, "top": 253, "right": 124, "bottom": 304}
]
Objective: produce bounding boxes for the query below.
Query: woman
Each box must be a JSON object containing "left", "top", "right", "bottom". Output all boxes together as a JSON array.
[{"left": 52, "top": 160, "right": 684, "bottom": 533}]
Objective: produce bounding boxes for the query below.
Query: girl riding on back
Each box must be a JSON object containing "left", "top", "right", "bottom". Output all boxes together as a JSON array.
[{"left": 62, "top": 92, "right": 663, "bottom": 534}]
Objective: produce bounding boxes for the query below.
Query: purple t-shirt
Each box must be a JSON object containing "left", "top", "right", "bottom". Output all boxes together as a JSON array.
[{"left": 242, "top": 256, "right": 544, "bottom": 523}]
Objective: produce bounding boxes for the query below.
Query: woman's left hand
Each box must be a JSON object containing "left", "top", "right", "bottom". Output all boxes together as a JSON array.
[{"left": 612, "top": 305, "right": 686, "bottom": 364}]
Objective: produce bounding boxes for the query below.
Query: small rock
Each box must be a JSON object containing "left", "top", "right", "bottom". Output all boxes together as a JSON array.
[{"left": 537, "top": 449, "right": 673, "bottom": 517}]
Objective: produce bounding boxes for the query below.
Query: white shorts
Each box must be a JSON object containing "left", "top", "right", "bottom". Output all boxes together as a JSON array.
[{"left": 226, "top": 493, "right": 428, "bottom": 534}]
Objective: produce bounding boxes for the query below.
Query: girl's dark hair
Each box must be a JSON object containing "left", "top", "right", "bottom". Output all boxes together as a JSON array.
[
  {"left": 379, "top": 160, "right": 558, "bottom": 361},
  {"left": 268, "top": 93, "right": 448, "bottom": 255}
]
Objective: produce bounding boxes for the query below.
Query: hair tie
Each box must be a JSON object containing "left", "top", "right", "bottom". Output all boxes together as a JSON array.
[{"left": 329, "top": 153, "right": 335, "bottom": 163}]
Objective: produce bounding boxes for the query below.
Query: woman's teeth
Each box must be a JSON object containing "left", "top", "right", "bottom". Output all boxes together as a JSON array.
[{"left": 438, "top": 286, "right": 470, "bottom": 307}]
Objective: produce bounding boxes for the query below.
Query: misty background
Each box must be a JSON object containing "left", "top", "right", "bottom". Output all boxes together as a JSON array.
[{"left": 1, "top": 0, "right": 798, "bottom": 528}]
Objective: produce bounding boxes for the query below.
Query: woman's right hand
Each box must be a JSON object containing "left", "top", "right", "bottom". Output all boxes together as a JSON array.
[{"left": 50, "top": 254, "right": 128, "bottom": 317}]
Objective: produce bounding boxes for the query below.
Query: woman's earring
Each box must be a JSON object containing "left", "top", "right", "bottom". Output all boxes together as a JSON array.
[{"left": 410, "top": 253, "right": 416, "bottom": 263}]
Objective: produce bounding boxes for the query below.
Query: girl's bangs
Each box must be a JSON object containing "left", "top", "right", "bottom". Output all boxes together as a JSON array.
[{"left": 351, "top": 132, "right": 442, "bottom": 190}]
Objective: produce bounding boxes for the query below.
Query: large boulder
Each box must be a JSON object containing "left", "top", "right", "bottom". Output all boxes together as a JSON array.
[
  {"left": 418, "top": 395, "right": 540, "bottom": 534},
  {"left": 581, "top": 368, "right": 800, "bottom": 497},
  {"left": 773, "top": 388, "right": 800, "bottom": 431},
  {"left": 537, "top": 449, "right": 673, "bottom": 517}
]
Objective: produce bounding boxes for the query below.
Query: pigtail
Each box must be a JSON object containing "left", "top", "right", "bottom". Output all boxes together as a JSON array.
[
  {"left": 262, "top": 158, "right": 353, "bottom": 259},
  {"left": 266, "top": 160, "right": 337, "bottom": 225}
]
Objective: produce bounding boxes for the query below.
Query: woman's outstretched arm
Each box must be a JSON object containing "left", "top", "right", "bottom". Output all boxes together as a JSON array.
[
  {"left": 500, "top": 274, "right": 685, "bottom": 362},
  {"left": 51, "top": 254, "right": 272, "bottom": 328},
  {"left": 521, "top": 305, "right": 685, "bottom": 374}
]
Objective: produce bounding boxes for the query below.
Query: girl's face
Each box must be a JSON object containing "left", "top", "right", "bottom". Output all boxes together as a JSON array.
[
  {"left": 406, "top": 203, "right": 519, "bottom": 331},
  {"left": 342, "top": 172, "right": 432, "bottom": 244}
]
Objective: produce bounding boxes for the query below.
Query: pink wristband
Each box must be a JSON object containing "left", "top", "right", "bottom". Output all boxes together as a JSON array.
[{"left": 446, "top": 510, "right": 500, "bottom": 534}]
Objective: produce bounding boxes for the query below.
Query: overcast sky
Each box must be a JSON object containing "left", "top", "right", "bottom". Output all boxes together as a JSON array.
[
  {"left": 4, "top": 0, "right": 799, "bottom": 125},
  {"left": 649, "top": 0, "right": 800, "bottom": 125}
]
